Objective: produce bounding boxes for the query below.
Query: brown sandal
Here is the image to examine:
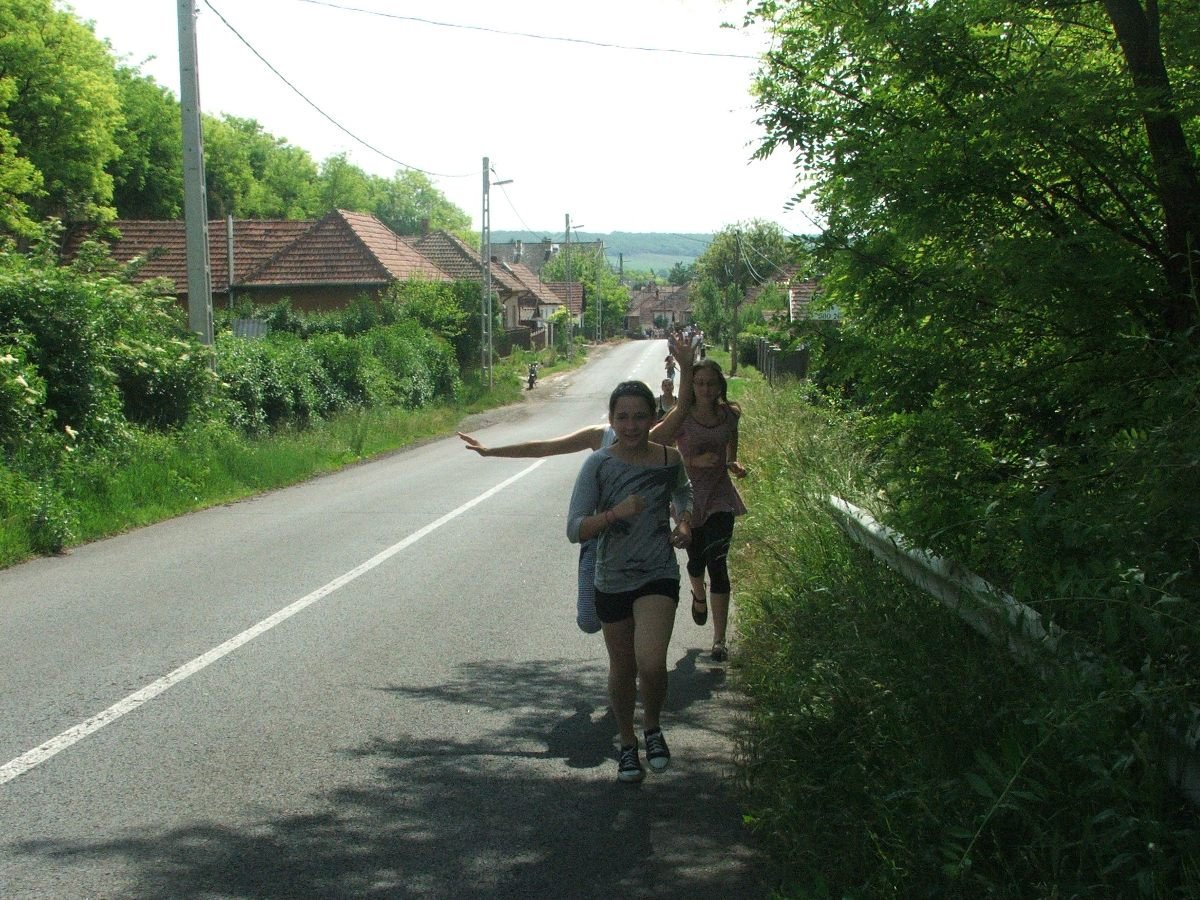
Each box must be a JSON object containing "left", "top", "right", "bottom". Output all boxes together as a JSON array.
[{"left": 691, "top": 594, "right": 708, "bottom": 626}]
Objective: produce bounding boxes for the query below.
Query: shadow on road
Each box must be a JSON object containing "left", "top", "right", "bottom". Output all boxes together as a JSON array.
[{"left": 12, "top": 655, "right": 763, "bottom": 898}]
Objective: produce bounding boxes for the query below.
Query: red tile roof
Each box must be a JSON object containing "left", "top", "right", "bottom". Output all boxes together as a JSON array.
[
  {"left": 62, "top": 210, "right": 448, "bottom": 291},
  {"left": 244, "top": 210, "right": 447, "bottom": 286},
  {"left": 744, "top": 263, "right": 802, "bottom": 304},
  {"left": 496, "top": 259, "right": 562, "bottom": 309},
  {"left": 62, "top": 219, "right": 312, "bottom": 291},
  {"left": 629, "top": 284, "right": 690, "bottom": 321},
  {"left": 544, "top": 282, "right": 585, "bottom": 315},
  {"left": 405, "top": 231, "right": 524, "bottom": 293}
]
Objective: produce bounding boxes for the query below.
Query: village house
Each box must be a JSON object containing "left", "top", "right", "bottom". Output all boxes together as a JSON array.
[
  {"left": 491, "top": 257, "right": 563, "bottom": 329},
  {"left": 62, "top": 209, "right": 449, "bottom": 311},
  {"left": 404, "top": 230, "right": 571, "bottom": 349},
  {"left": 401, "top": 230, "right": 527, "bottom": 328},
  {"left": 743, "top": 264, "right": 828, "bottom": 322},
  {"left": 543, "top": 281, "right": 585, "bottom": 328},
  {"left": 627, "top": 283, "right": 691, "bottom": 334}
]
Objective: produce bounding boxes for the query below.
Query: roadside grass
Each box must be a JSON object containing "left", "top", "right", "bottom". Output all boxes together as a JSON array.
[
  {"left": 732, "top": 376, "right": 1200, "bottom": 897},
  {"left": 0, "top": 369, "right": 529, "bottom": 568}
]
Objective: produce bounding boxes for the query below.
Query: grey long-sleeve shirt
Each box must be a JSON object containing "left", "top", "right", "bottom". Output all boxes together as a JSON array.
[{"left": 567, "top": 446, "right": 693, "bottom": 593}]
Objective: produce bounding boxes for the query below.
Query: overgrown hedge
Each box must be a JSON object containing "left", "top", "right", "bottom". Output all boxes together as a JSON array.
[
  {"left": 734, "top": 376, "right": 1200, "bottom": 897},
  {"left": 0, "top": 245, "right": 478, "bottom": 554}
]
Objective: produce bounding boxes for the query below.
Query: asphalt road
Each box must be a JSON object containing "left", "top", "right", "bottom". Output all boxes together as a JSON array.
[{"left": 0, "top": 339, "right": 765, "bottom": 898}]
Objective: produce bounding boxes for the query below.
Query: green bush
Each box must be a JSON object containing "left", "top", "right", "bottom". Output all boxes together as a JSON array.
[
  {"left": 27, "top": 480, "right": 75, "bottom": 555},
  {"left": 109, "top": 334, "right": 213, "bottom": 430},
  {"left": 307, "top": 332, "right": 388, "bottom": 408},
  {"left": 734, "top": 378, "right": 1200, "bottom": 897},
  {"left": 388, "top": 278, "right": 481, "bottom": 369},
  {"left": 0, "top": 337, "right": 50, "bottom": 454},
  {"left": 0, "top": 462, "right": 33, "bottom": 559},
  {"left": 259, "top": 298, "right": 306, "bottom": 336},
  {"left": 270, "top": 337, "right": 347, "bottom": 423},
  {"left": 214, "top": 337, "right": 284, "bottom": 434},
  {"left": 0, "top": 255, "right": 123, "bottom": 441},
  {"left": 735, "top": 332, "right": 760, "bottom": 367},
  {"left": 210, "top": 304, "right": 461, "bottom": 435},
  {"left": 361, "top": 323, "right": 433, "bottom": 409}
]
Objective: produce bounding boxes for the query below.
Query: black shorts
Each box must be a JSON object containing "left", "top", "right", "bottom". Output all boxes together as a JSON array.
[{"left": 594, "top": 578, "right": 680, "bottom": 624}]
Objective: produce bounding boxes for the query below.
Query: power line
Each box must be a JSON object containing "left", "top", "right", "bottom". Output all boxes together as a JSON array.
[
  {"left": 292, "top": 0, "right": 761, "bottom": 60},
  {"left": 493, "top": 182, "right": 547, "bottom": 244},
  {"left": 741, "top": 230, "right": 797, "bottom": 282},
  {"left": 733, "top": 229, "right": 767, "bottom": 284},
  {"left": 202, "top": 0, "right": 474, "bottom": 179}
]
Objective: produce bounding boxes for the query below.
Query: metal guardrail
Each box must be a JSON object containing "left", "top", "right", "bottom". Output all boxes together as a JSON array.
[{"left": 826, "top": 495, "right": 1200, "bottom": 807}]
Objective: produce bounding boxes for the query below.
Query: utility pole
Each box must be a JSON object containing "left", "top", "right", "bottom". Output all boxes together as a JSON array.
[
  {"left": 597, "top": 240, "right": 605, "bottom": 341},
  {"left": 177, "top": 0, "right": 213, "bottom": 350},
  {"left": 480, "top": 159, "right": 512, "bottom": 388},
  {"left": 481, "top": 157, "right": 493, "bottom": 386},
  {"left": 565, "top": 214, "right": 574, "bottom": 358},
  {"left": 226, "top": 214, "right": 234, "bottom": 312}
]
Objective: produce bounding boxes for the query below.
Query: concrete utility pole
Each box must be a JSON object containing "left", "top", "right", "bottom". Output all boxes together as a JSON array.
[
  {"left": 597, "top": 240, "right": 605, "bottom": 341},
  {"left": 226, "top": 215, "right": 234, "bottom": 311},
  {"left": 177, "top": 0, "right": 213, "bottom": 348},
  {"left": 481, "top": 157, "right": 493, "bottom": 386},
  {"left": 565, "top": 214, "right": 573, "bottom": 357},
  {"left": 480, "top": 159, "right": 512, "bottom": 388}
]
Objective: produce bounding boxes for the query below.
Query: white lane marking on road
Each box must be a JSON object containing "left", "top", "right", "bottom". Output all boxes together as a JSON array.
[
  {"left": 638, "top": 338, "right": 667, "bottom": 381},
  {"left": 0, "top": 459, "right": 546, "bottom": 786}
]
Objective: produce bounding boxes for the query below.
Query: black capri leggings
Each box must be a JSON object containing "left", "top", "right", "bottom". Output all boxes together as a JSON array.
[{"left": 685, "top": 511, "right": 735, "bottom": 593}]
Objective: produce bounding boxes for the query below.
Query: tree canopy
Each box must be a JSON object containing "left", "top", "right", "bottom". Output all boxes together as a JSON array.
[
  {"left": 750, "top": 0, "right": 1200, "bottom": 671},
  {"left": 0, "top": 0, "right": 472, "bottom": 240},
  {"left": 541, "top": 245, "right": 630, "bottom": 339},
  {"left": 690, "top": 219, "right": 792, "bottom": 368},
  {"left": 109, "top": 66, "right": 183, "bottom": 219},
  {"left": 0, "top": 0, "right": 121, "bottom": 228}
]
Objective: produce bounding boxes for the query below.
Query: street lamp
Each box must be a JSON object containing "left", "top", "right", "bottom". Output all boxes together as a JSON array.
[{"left": 481, "top": 157, "right": 512, "bottom": 387}]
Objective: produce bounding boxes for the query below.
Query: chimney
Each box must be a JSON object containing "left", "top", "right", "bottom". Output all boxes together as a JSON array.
[
  {"left": 514, "top": 239, "right": 522, "bottom": 263},
  {"left": 419, "top": 217, "right": 430, "bottom": 235}
]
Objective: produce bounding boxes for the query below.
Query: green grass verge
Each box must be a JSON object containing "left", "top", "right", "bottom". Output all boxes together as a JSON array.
[
  {"left": 732, "top": 375, "right": 1200, "bottom": 898},
  {"left": 0, "top": 366, "right": 535, "bottom": 568}
]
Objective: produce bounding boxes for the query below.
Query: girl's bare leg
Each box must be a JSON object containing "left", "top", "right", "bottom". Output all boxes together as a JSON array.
[
  {"left": 601, "top": 618, "right": 637, "bottom": 747},
  {"left": 631, "top": 595, "right": 677, "bottom": 731}
]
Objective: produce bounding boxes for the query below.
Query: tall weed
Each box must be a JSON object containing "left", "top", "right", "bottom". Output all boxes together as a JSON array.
[{"left": 733, "top": 377, "right": 1200, "bottom": 897}]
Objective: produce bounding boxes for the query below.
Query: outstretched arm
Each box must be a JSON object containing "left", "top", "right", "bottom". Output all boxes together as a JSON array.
[
  {"left": 649, "top": 336, "right": 695, "bottom": 445},
  {"left": 458, "top": 424, "right": 606, "bottom": 458}
]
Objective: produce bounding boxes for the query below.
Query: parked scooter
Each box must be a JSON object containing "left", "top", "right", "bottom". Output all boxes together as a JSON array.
[{"left": 527, "top": 362, "right": 539, "bottom": 390}]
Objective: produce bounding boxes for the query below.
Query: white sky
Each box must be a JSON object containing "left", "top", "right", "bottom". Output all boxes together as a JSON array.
[{"left": 59, "top": 0, "right": 817, "bottom": 237}]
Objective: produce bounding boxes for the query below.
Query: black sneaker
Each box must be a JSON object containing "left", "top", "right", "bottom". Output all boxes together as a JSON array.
[
  {"left": 644, "top": 728, "right": 670, "bottom": 772},
  {"left": 710, "top": 641, "right": 728, "bottom": 663},
  {"left": 617, "top": 744, "right": 645, "bottom": 783}
]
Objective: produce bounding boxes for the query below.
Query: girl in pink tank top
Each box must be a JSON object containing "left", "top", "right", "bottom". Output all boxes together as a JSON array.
[{"left": 674, "top": 360, "right": 748, "bottom": 662}]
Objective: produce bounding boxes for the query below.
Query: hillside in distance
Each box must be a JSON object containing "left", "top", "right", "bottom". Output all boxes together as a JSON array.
[{"left": 489, "top": 230, "right": 712, "bottom": 275}]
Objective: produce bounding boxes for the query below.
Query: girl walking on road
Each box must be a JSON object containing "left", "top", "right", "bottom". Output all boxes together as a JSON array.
[
  {"left": 674, "top": 360, "right": 747, "bottom": 663},
  {"left": 458, "top": 340, "right": 694, "bottom": 634},
  {"left": 567, "top": 381, "right": 693, "bottom": 783},
  {"left": 655, "top": 378, "right": 677, "bottom": 421}
]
